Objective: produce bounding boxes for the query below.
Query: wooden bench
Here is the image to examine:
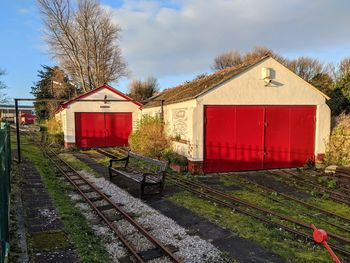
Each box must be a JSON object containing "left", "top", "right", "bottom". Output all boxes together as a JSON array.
[{"left": 108, "top": 151, "right": 168, "bottom": 198}]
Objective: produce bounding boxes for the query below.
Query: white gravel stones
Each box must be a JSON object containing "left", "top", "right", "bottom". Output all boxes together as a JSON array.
[
  {"left": 68, "top": 193, "right": 83, "bottom": 202},
  {"left": 76, "top": 170, "right": 223, "bottom": 263},
  {"left": 38, "top": 208, "right": 60, "bottom": 227}
]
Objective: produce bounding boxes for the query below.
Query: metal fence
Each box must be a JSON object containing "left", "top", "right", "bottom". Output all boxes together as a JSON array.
[{"left": 0, "top": 122, "right": 11, "bottom": 263}]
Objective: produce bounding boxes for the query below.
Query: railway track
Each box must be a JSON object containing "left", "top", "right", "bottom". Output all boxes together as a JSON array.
[
  {"left": 226, "top": 174, "right": 350, "bottom": 235},
  {"left": 43, "top": 147, "right": 183, "bottom": 263},
  {"left": 271, "top": 170, "right": 350, "bottom": 206},
  {"left": 300, "top": 169, "right": 350, "bottom": 194},
  {"left": 233, "top": 174, "right": 350, "bottom": 227},
  {"left": 95, "top": 148, "right": 350, "bottom": 260}
]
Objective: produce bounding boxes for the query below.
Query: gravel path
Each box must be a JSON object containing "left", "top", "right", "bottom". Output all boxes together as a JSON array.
[{"left": 70, "top": 170, "right": 225, "bottom": 263}]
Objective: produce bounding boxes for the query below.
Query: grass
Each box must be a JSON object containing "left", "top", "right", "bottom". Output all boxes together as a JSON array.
[
  {"left": 88, "top": 148, "right": 350, "bottom": 261},
  {"left": 13, "top": 135, "right": 112, "bottom": 263},
  {"left": 168, "top": 191, "right": 332, "bottom": 263},
  {"left": 59, "top": 152, "right": 101, "bottom": 177},
  {"left": 219, "top": 175, "right": 350, "bottom": 238}
]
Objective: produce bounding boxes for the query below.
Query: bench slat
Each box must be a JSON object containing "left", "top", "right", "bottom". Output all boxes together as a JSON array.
[{"left": 111, "top": 167, "right": 160, "bottom": 184}]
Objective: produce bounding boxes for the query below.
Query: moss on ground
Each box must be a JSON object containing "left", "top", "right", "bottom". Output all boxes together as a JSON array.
[
  {"left": 30, "top": 230, "right": 68, "bottom": 251},
  {"left": 15, "top": 135, "right": 112, "bottom": 263}
]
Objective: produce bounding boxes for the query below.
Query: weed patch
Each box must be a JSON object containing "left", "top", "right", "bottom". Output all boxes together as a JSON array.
[{"left": 20, "top": 142, "right": 111, "bottom": 262}]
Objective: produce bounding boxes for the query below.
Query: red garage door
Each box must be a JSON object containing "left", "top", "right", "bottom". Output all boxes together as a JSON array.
[
  {"left": 204, "top": 106, "right": 316, "bottom": 173},
  {"left": 75, "top": 112, "right": 132, "bottom": 148}
]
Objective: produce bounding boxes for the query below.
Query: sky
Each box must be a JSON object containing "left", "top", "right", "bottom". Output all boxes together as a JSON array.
[{"left": 1, "top": 0, "right": 350, "bottom": 104}]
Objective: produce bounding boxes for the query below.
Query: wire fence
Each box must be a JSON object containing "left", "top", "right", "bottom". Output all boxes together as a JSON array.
[{"left": 0, "top": 122, "right": 11, "bottom": 263}]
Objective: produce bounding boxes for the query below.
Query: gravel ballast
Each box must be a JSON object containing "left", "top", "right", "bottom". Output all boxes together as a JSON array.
[{"left": 69, "top": 170, "right": 225, "bottom": 263}]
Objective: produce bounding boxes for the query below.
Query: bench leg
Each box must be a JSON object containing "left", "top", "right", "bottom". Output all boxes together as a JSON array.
[
  {"left": 108, "top": 168, "right": 112, "bottom": 180},
  {"left": 140, "top": 183, "right": 145, "bottom": 199}
]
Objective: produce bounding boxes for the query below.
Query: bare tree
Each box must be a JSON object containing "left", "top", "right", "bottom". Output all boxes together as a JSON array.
[
  {"left": 128, "top": 77, "right": 159, "bottom": 103},
  {"left": 285, "top": 57, "right": 329, "bottom": 83},
  {"left": 339, "top": 57, "right": 350, "bottom": 78},
  {"left": 212, "top": 46, "right": 286, "bottom": 71},
  {"left": 212, "top": 50, "right": 242, "bottom": 70},
  {"left": 37, "top": 0, "right": 127, "bottom": 92},
  {"left": 0, "top": 69, "right": 8, "bottom": 103}
]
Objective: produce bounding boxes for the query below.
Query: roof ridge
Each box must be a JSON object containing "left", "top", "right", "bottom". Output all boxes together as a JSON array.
[{"left": 143, "top": 55, "right": 270, "bottom": 108}]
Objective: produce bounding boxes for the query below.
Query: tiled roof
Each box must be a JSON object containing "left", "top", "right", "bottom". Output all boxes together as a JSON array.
[{"left": 143, "top": 55, "right": 270, "bottom": 108}]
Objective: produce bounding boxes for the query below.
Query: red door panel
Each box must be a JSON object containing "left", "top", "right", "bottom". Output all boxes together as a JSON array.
[
  {"left": 235, "top": 107, "right": 264, "bottom": 171},
  {"left": 75, "top": 112, "right": 133, "bottom": 148},
  {"left": 204, "top": 106, "right": 264, "bottom": 173},
  {"left": 289, "top": 106, "right": 316, "bottom": 166},
  {"left": 105, "top": 113, "right": 132, "bottom": 147},
  {"left": 204, "top": 105, "right": 316, "bottom": 173},
  {"left": 264, "top": 107, "right": 291, "bottom": 169},
  {"left": 75, "top": 113, "right": 106, "bottom": 147},
  {"left": 204, "top": 106, "right": 236, "bottom": 173}
]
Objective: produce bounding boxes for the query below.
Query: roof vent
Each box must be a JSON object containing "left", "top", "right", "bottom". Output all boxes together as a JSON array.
[
  {"left": 261, "top": 67, "right": 271, "bottom": 79},
  {"left": 261, "top": 67, "right": 272, "bottom": 86}
]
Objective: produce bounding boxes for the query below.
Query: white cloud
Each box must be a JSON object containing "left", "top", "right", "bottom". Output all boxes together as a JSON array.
[{"left": 104, "top": 0, "right": 350, "bottom": 79}]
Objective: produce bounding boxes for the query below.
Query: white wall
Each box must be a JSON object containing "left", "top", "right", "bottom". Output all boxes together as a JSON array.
[
  {"left": 142, "top": 100, "right": 197, "bottom": 157},
  {"left": 195, "top": 57, "right": 330, "bottom": 160},
  {"left": 143, "top": 57, "right": 331, "bottom": 161},
  {"left": 57, "top": 88, "right": 141, "bottom": 144}
]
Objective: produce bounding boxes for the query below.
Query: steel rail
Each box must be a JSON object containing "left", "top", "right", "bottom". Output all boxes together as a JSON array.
[
  {"left": 170, "top": 175, "right": 350, "bottom": 245},
  {"left": 270, "top": 170, "right": 350, "bottom": 206},
  {"left": 44, "top": 150, "right": 146, "bottom": 263},
  {"left": 96, "top": 149, "right": 350, "bottom": 258},
  {"left": 96, "top": 148, "right": 121, "bottom": 159},
  {"left": 96, "top": 149, "right": 350, "bottom": 243},
  {"left": 229, "top": 175, "right": 350, "bottom": 234},
  {"left": 282, "top": 170, "right": 350, "bottom": 200},
  {"left": 44, "top": 148, "right": 183, "bottom": 263},
  {"left": 235, "top": 174, "right": 350, "bottom": 226},
  {"left": 166, "top": 176, "right": 350, "bottom": 259},
  {"left": 296, "top": 170, "right": 350, "bottom": 195}
]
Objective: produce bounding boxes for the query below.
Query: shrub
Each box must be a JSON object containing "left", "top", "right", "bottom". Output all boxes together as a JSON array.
[
  {"left": 129, "top": 115, "right": 171, "bottom": 159},
  {"left": 163, "top": 149, "right": 188, "bottom": 166},
  {"left": 324, "top": 114, "right": 350, "bottom": 166},
  {"left": 44, "top": 118, "right": 64, "bottom": 146}
]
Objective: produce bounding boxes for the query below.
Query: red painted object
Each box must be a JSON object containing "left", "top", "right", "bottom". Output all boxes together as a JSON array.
[
  {"left": 311, "top": 224, "right": 341, "bottom": 263},
  {"left": 75, "top": 112, "right": 132, "bottom": 148},
  {"left": 20, "top": 113, "right": 35, "bottom": 124},
  {"left": 204, "top": 105, "right": 316, "bottom": 173}
]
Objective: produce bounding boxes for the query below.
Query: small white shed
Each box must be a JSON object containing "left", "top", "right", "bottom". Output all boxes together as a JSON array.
[
  {"left": 142, "top": 56, "right": 331, "bottom": 173},
  {"left": 55, "top": 84, "right": 141, "bottom": 148}
]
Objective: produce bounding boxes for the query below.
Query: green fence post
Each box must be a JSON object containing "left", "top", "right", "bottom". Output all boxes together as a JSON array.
[{"left": 0, "top": 122, "right": 10, "bottom": 263}]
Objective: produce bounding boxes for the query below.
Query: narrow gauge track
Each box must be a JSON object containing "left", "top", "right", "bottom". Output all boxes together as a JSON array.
[
  {"left": 271, "top": 170, "right": 350, "bottom": 206},
  {"left": 43, "top": 147, "right": 183, "bottom": 263},
  {"left": 167, "top": 175, "right": 350, "bottom": 260},
  {"left": 299, "top": 169, "right": 350, "bottom": 195},
  {"left": 232, "top": 174, "right": 350, "bottom": 233},
  {"left": 96, "top": 149, "right": 350, "bottom": 259},
  {"left": 285, "top": 169, "right": 350, "bottom": 195}
]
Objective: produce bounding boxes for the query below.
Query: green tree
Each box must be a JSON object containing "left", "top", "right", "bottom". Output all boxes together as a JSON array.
[
  {"left": 328, "top": 73, "right": 350, "bottom": 116},
  {"left": 31, "top": 65, "right": 77, "bottom": 120},
  {"left": 310, "top": 72, "right": 334, "bottom": 96}
]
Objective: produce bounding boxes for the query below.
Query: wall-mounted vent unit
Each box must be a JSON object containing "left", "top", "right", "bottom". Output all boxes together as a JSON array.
[{"left": 261, "top": 67, "right": 272, "bottom": 80}]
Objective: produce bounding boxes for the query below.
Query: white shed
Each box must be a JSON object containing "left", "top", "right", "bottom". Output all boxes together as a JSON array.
[
  {"left": 142, "top": 56, "right": 331, "bottom": 173},
  {"left": 55, "top": 84, "right": 141, "bottom": 148}
]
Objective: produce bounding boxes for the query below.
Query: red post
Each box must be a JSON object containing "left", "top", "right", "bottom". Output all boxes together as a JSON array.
[{"left": 311, "top": 224, "right": 341, "bottom": 263}]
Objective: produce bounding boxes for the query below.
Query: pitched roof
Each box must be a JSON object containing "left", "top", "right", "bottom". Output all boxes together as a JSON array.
[
  {"left": 55, "top": 84, "right": 142, "bottom": 114},
  {"left": 143, "top": 55, "right": 270, "bottom": 108}
]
